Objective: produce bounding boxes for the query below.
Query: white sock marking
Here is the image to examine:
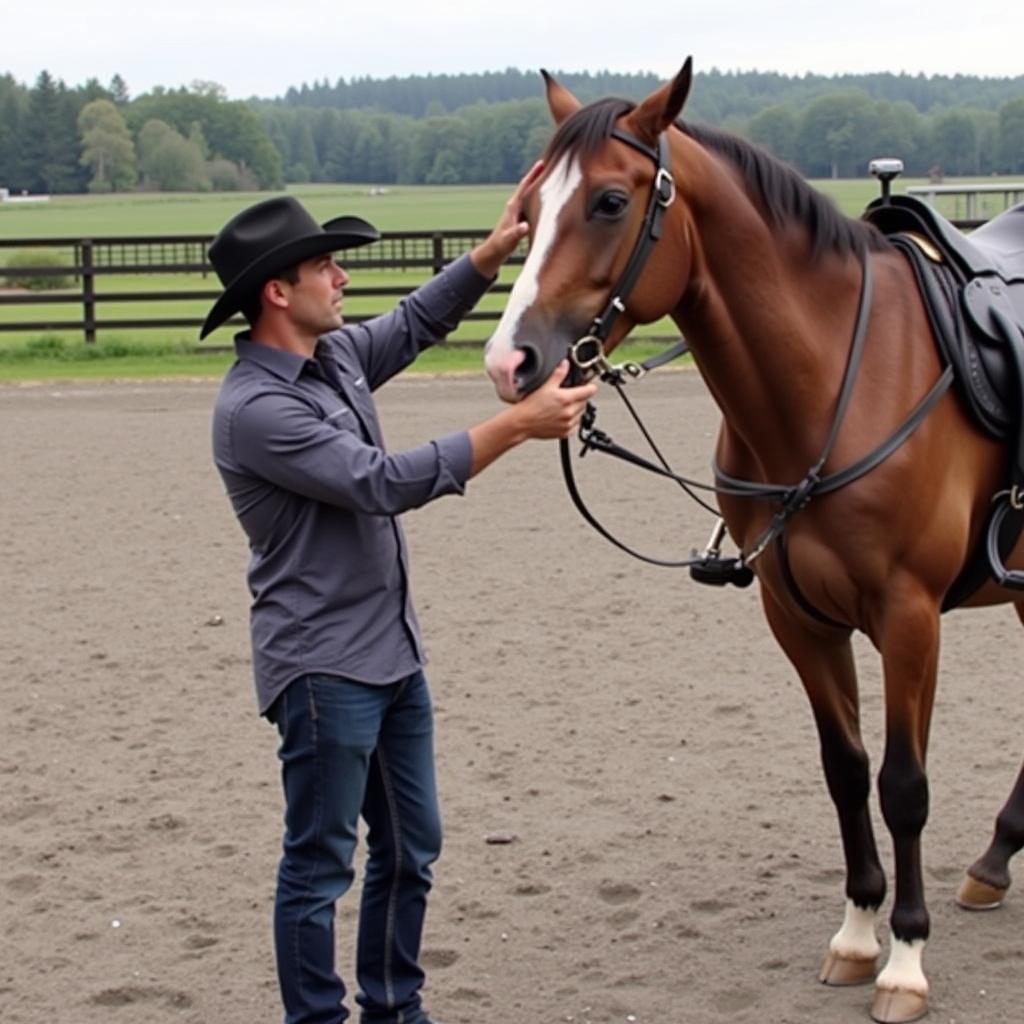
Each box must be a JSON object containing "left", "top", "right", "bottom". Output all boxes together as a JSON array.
[
  {"left": 829, "top": 899, "right": 880, "bottom": 961},
  {"left": 876, "top": 938, "right": 928, "bottom": 996}
]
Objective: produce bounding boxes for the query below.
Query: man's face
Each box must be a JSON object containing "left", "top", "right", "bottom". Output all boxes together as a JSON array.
[{"left": 282, "top": 253, "right": 350, "bottom": 336}]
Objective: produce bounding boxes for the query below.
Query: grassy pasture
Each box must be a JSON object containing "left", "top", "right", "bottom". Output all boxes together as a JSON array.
[
  {"left": 3, "top": 175, "right": 1017, "bottom": 238},
  {"left": 0, "top": 183, "right": 515, "bottom": 237},
  {"left": 1, "top": 175, "right": 1020, "bottom": 381}
]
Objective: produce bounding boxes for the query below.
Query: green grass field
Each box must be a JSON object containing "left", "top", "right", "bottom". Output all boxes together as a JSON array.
[
  {"left": 4, "top": 176, "right": 1015, "bottom": 238},
  {"left": 2, "top": 175, "right": 1020, "bottom": 382},
  {"left": 0, "top": 183, "right": 517, "bottom": 237}
]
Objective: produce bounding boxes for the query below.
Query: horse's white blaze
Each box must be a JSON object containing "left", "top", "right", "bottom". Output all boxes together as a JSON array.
[
  {"left": 828, "top": 900, "right": 880, "bottom": 961},
  {"left": 876, "top": 938, "right": 928, "bottom": 995},
  {"left": 484, "top": 154, "right": 581, "bottom": 369}
]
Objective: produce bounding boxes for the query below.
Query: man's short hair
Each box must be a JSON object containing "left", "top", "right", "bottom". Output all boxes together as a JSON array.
[{"left": 242, "top": 263, "right": 302, "bottom": 327}]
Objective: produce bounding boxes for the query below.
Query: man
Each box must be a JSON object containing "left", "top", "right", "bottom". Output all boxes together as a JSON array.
[{"left": 207, "top": 180, "right": 595, "bottom": 1024}]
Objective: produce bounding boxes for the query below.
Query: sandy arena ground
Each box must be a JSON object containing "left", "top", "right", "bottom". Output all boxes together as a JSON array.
[{"left": 2, "top": 369, "right": 1022, "bottom": 1024}]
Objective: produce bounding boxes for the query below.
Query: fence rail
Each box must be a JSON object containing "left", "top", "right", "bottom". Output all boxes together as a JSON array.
[
  {"left": 0, "top": 230, "right": 513, "bottom": 345},
  {"left": 0, "top": 218, "right": 984, "bottom": 346}
]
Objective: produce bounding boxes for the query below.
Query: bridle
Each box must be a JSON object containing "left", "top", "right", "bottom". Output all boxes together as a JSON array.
[
  {"left": 558, "top": 125, "right": 955, "bottom": 584},
  {"left": 567, "top": 128, "right": 682, "bottom": 382}
]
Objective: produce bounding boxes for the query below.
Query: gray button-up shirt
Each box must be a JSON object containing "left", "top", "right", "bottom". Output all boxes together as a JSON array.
[{"left": 212, "top": 254, "right": 490, "bottom": 713}]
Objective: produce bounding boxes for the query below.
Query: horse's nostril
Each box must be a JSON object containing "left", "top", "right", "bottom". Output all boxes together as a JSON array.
[{"left": 513, "top": 344, "right": 540, "bottom": 391}]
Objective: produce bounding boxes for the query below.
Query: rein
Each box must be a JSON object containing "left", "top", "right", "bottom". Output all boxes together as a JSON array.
[{"left": 558, "top": 128, "right": 956, "bottom": 578}]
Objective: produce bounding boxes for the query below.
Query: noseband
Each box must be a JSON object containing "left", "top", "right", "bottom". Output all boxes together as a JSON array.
[{"left": 569, "top": 129, "right": 679, "bottom": 381}]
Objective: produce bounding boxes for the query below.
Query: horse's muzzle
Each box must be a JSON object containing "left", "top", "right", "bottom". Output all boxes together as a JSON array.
[{"left": 512, "top": 343, "right": 544, "bottom": 395}]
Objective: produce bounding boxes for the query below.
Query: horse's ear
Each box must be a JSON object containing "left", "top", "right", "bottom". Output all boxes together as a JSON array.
[
  {"left": 628, "top": 57, "right": 693, "bottom": 144},
  {"left": 541, "top": 69, "right": 582, "bottom": 124}
]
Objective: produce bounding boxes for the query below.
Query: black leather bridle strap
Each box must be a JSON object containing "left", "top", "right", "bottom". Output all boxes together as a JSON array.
[
  {"left": 716, "top": 252, "right": 875, "bottom": 560},
  {"left": 562, "top": 249, "right": 955, "bottom": 574},
  {"left": 640, "top": 338, "right": 689, "bottom": 371},
  {"left": 558, "top": 434, "right": 705, "bottom": 568},
  {"left": 585, "top": 131, "right": 676, "bottom": 347}
]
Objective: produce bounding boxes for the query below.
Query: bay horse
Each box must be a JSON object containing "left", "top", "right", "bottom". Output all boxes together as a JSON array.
[{"left": 484, "top": 60, "right": 1024, "bottom": 1023}]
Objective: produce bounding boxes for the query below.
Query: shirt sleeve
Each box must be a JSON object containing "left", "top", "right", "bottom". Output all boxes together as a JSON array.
[
  {"left": 230, "top": 389, "right": 473, "bottom": 516},
  {"left": 340, "top": 253, "right": 494, "bottom": 389}
]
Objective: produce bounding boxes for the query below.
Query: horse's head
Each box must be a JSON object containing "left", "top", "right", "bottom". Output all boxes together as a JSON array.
[{"left": 484, "top": 60, "right": 695, "bottom": 401}]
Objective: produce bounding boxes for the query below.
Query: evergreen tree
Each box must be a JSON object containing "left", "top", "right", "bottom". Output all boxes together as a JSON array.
[
  {"left": 109, "top": 74, "right": 130, "bottom": 105},
  {"left": 0, "top": 74, "right": 28, "bottom": 190},
  {"left": 998, "top": 99, "right": 1024, "bottom": 174},
  {"left": 23, "top": 71, "right": 79, "bottom": 193},
  {"left": 932, "top": 110, "right": 979, "bottom": 176},
  {"left": 288, "top": 115, "right": 320, "bottom": 181}
]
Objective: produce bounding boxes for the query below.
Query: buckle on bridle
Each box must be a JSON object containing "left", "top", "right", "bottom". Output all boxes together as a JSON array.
[
  {"left": 571, "top": 335, "right": 611, "bottom": 374},
  {"left": 655, "top": 167, "right": 675, "bottom": 206},
  {"left": 570, "top": 335, "right": 646, "bottom": 384}
]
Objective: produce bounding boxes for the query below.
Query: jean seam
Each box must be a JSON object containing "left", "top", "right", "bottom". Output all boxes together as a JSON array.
[
  {"left": 375, "top": 745, "right": 404, "bottom": 1016},
  {"left": 292, "top": 677, "right": 326, "bottom": 1013}
]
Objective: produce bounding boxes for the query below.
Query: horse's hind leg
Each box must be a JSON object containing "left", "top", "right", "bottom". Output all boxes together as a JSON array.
[
  {"left": 760, "top": 592, "right": 886, "bottom": 987},
  {"left": 956, "top": 600, "right": 1024, "bottom": 910},
  {"left": 958, "top": 763, "right": 1024, "bottom": 908}
]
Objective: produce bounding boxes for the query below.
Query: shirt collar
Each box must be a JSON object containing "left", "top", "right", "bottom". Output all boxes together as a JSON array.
[{"left": 234, "top": 332, "right": 312, "bottom": 384}]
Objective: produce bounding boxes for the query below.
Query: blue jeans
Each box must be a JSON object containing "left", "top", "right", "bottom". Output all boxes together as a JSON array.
[{"left": 268, "top": 671, "right": 441, "bottom": 1024}]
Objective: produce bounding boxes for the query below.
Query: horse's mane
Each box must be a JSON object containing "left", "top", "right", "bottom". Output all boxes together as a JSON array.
[{"left": 543, "top": 97, "right": 889, "bottom": 259}]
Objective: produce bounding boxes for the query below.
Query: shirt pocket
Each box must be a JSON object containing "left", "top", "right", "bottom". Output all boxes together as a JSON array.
[
  {"left": 344, "top": 384, "right": 381, "bottom": 439},
  {"left": 321, "top": 397, "right": 372, "bottom": 446},
  {"left": 322, "top": 401, "right": 356, "bottom": 429}
]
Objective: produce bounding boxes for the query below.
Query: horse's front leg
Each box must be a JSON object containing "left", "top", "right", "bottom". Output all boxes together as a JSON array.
[
  {"left": 761, "top": 590, "right": 887, "bottom": 987},
  {"left": 870, "top": 584, "right": 942, "bottom": 1024}
]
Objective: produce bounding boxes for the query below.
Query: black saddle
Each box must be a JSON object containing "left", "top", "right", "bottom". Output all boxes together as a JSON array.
[
  {"left": 863, "top": 195, "right": 1024, "bottom": 603},
  {"left": 864, "top": 196, "right": 1024, "bottom": 435},
  {"left": 866, "top": 195, "right": 1024, "bottom": 284}
]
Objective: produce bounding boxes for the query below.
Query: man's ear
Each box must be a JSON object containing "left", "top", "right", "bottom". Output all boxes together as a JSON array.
[{"left": 262, "top": 277, "right": 290, "bottom": 312}]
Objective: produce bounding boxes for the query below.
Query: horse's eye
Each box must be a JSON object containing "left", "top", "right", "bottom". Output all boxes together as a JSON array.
[{"left": 592, "top": 191, "right": 629, "bottom": 220}]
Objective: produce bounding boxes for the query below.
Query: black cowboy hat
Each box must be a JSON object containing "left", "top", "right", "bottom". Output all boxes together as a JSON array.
[{"left": 200, "top": 196, "right": 380, "bottom": 339}]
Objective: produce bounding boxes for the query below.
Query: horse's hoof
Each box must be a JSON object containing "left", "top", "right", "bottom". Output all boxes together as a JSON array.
[
  {"left": 955, "top": 873, "right": 1008, "bottom": 911},
  {"left": 819, "top": 951, "right": 877, "bottom": 986},
  {"left": 871, "top": 987, "right": 928, "bottom": 1024}
]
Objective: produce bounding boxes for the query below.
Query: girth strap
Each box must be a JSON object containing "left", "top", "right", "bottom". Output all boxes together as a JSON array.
[{"left": 775, "top": 533, "right": 849, "bottom": 631}]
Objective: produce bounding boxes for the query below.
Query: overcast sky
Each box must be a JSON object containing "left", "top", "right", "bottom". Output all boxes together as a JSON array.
[{"left": 7, "top": 0, "right": 1022, "bottom": 100}]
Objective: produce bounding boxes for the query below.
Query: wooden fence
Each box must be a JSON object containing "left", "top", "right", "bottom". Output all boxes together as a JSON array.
[
  {"left": 0, "top": 230, "right": 517, "bottom": 346},
  {"left": 0, "top": 216, "right": 985, "bottom": 346}
]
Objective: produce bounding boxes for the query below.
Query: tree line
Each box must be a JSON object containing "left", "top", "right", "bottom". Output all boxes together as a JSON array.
[
  {"left": 1, "top": 68, "right": 1023, "bottom": 197},
  {"left": 0, "top": 73, "right": 284, "bottom": 195}
]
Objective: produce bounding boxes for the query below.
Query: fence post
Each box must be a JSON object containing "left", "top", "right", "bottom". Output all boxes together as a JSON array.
[
  {"left": 431, "top": 232, "right": 445, "bottom": 276},
  {"left": 81, "top": 239, "right": 96, "bottom": 344}
]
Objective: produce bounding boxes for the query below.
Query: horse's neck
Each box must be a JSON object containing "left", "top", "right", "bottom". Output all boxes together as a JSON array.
[{"left": 672, "top": 159, "right": 863, "bottom": 474}]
